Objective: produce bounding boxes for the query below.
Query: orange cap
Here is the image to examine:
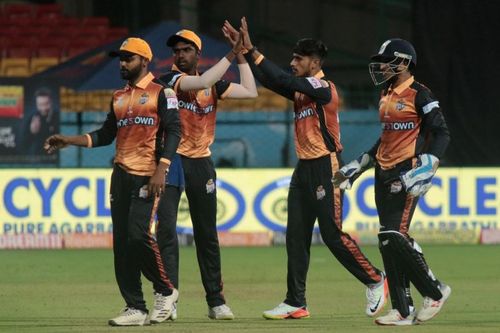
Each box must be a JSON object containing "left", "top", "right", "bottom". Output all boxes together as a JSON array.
[
  {"left": 109, "top": 37, "right": 153, "bottom": 61},
  {"left": 166, "top": 29, "right": 202, "bottom": 51}
]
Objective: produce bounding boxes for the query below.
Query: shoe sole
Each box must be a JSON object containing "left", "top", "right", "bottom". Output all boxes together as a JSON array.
[
  {"left": 263, "top": 309, "right": 310, "bottom": 320},
  {"left": 416, "top": 286, "right": 452, "bottom": 322},
  {"left": 374, "top": 319, "right": 415, "bottom": 326},
  {"left": 108, "top": 319, "right": 149, "bottom": 326},
  {"left": 209, "top": 316, "right": 235, "bottom": 320}
]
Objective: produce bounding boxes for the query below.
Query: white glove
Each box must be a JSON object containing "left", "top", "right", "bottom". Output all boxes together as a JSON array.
[
  {"left": 333, "top": 153, "right": 372, "bottom": 190},
  {"left": 400, "top": 154, "right": 439, "bottom": 197}
]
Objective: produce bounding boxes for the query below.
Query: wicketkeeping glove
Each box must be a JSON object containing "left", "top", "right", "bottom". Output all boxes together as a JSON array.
[
  {"left": 332, "top": 153, "right": 373, "bottom": 190},
  {"left": 400, "top": 154, "right": 439, "bottom": 197}
]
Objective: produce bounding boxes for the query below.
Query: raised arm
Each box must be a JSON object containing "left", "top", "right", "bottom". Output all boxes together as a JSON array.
[
  {"left": 219, "top": 21, "right": 257, "bottom": 99},
  {"left": 177, "top": 31, "right": 244, "bottom": 92},
  {"left": 240, "top": 17, "right": 331, "bottom": 104}
]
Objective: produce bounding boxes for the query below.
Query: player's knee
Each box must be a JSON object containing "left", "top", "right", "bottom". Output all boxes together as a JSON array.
[{"left": 378, "top": 230, "right": 408, "bottom": 249}]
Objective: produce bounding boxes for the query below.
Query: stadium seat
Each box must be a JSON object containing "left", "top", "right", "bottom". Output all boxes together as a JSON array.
[
  {"left": 5, "top": 45, "right": 32, "bottom": 58},
  {"left": 82, "top": 16, "right": 110, "bottom": 27},
  {"left": 19, "top": 26, "right": 50, "bottom": 40},
  {"left": 104, "top": 27, "right": 129, "bottom": 42},
  {"left": 35, "top": 3, "right": 63, "bottom": 19},
  {"left": 0, "top": 58, "right": 30, "bottom": 77},
  {"left": 3, "top": 4, "right": 33, "bottom": 19},
  {"left": 57, "top": 16, "right": 82, "bottom": 27},
  {"left": 30, "top": 57, "right": 59, "bottom": 74},
  {"left": 65, "top": 35, "right": 103, "bottom": 59},
  {"left": 79, "top": 25, "right": 109, "bottom": 37},
  {"left": 34, "top": 16, "right": 60, "bottom": 28},
  {"left": 10, "top": 16, "right": 33, "bottom": 27},
  {"left": 36, "top": 45, "right": 64, "bottom": 59}
]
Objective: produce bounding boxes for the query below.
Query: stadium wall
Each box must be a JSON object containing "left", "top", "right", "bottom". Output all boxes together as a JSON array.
[{"left": 1, "top": 168, "right": 497, "bottom": 249}]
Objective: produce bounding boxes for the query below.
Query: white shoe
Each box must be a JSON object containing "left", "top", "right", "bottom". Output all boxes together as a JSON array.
[
  {"left": 208, "top": 304, "right": 235, "bottom": 320},
  {"left": 263, "top": 303, "right": 310, "bottom": 320},
  {"left": 366, "top": 273, "right": 388, "bottom": 317},
  {"left": 108, "top": 307, "right": 148, "bottom": 326},
  {"left": 169, "top": 301, "right": 177, "bottom": 321},
  {"left": 375, "top": 308, "right": 416, "bottom": 326},
  {"left": 150, "top": 289, "right": 179, "bottom": 324},
  {"left": 416, "top": 284, "right": 451, "bottom": 322}
]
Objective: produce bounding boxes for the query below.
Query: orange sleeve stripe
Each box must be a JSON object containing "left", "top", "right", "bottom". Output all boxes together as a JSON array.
[
  {"left": 254, "top": 54, "right": 264, "bottom": 65},
  {"left": 159, "top": 158, "right": 171, "bottom": 166}
]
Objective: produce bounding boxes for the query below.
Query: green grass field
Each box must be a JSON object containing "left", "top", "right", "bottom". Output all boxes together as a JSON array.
[{"left": 1, "top": 245, "right": 499, "bottom": 332}]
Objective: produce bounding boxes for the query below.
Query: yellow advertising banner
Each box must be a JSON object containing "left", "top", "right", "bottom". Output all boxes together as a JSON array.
[{"left": 0, "top": 168, "right": 498, "bottom": 235}]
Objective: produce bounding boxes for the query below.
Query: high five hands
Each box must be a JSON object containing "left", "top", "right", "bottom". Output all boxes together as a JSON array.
[{"left": 222, "top": 17, "right": 254, "bottom": 53}]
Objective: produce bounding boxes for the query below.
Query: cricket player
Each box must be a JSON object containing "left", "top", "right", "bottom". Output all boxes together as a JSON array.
[{"left": 334, "top": 38, "right": 451, "bottom": 325}]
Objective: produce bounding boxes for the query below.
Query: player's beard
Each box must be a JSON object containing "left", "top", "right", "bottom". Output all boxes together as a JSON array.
[
  {"left": 175, "top": 59, "right": 196, "bottom": 75},
  {"left": 120, "top": 64, "right": 142, "bottom": 81}
]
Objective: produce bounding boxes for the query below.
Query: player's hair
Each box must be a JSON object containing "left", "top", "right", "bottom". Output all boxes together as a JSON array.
[
  {"left": 293, "top": 38, "right": 328, "bottom": 61},
  {"left": 35, "top": 88, "right": 52, "bottom": 99}
]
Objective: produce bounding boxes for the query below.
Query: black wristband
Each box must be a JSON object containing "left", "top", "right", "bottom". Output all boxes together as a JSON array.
[{"left": 248, "top": 46, "right": 257, "bottom": 54}]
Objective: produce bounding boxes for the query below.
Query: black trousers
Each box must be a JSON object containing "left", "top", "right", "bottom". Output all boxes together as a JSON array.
[
  {"left": 157, "top": 156, "right": 225, "bottom": 307},
  {"left": 375, "top": 160, "right": 441, "bottom": 312},
  {"left": 374, "top": 160, "right": 419, "bottom": 234},
  {"left": 285, "top": 153, "right": 383, "bottom": 307},
  {"left": 110, "top": 165, "right": 174, "bottom": 312}
]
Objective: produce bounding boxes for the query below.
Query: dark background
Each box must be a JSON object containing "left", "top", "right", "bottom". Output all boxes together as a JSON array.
[{"left": 10, "top": 0, "right": 500, "bottom": 166}]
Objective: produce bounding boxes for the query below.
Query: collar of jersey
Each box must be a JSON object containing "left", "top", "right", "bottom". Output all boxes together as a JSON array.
[
  {"left": 172, "top": 64, "right": 199, "bottom": 76},
  {"left": 390, "top": 75, "right": 414, "bottom": 95},
  {"left": 314, "top": 70, "right": 325, "bottom": 79},
  {"left": 128, "top": 72, "right": 154, "bottom": 90}
]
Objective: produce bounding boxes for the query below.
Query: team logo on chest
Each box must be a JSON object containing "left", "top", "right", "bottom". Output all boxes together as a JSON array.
[
  {"left": 395, "top": 99, "right": 406, "bottom": 111},
  {"left": 139, "top": 93, "right": 149, "bottom": 105}
]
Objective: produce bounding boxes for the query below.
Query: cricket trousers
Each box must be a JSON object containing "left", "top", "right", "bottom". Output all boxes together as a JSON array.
[
  {"left": 110, "top": 165, "right": 174, "bottom": 312},
  {"left": 285, "top": 152, "right": 383, "bottom": 307},
  {"left": 375, "top": 159, "right": 442, "bottom": 315},
  {"left": 157, "top": 156, "right": 225, "bottom": 307}
]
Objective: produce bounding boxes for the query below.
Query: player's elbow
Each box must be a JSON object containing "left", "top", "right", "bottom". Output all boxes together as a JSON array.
[{"left": 247, "top": 90, "right": 258, "bottom": 98}]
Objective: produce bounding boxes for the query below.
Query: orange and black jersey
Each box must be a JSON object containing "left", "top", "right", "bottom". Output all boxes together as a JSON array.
[
  {"left": 86, "top": 72, "right": 181, "bottom": 176},
  {"left": 158, "top": 70, "right": 231, "bottom": 158},
  {"left": 245, "top": 54, "right": 342, "bottom": 160},
  {"left": 367, "top": 76, "right": 450, "bottom": 169}
]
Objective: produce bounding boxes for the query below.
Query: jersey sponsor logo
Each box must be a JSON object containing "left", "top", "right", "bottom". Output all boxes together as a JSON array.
[
  {"left": 294, "top": 107, "right": 314, "bottom": 120},
  {"left": 381, "top": 121, "right": 415, "bottom": 131},
  {"left": 116, "top": 116, "right": 156, "bottom": 128},
  {"left": 167, "top": 97, "right": 178, "bottom": 109},
  {"left": 178, "top": 100, "right": 214, "bottom": 114},
  {"left": 306, "top": 77, "right": 322, "bottom": 89}
]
